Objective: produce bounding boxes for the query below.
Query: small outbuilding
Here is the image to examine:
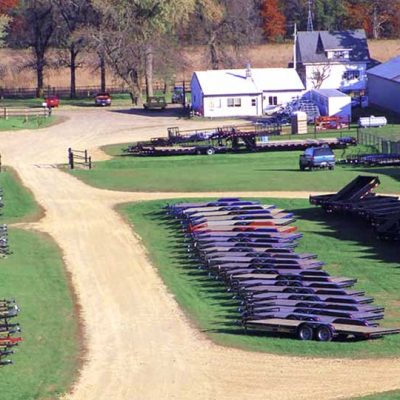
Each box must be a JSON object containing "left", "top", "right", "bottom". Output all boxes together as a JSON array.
[
  {"left": 190, "top": 67, "right": 305, "bottom": 118},
  {"left": 308, "top": 89, "right": 352, "bottom": 120},
  {"left": 367, "top": 56, "right": 400, "bottom": 114}
]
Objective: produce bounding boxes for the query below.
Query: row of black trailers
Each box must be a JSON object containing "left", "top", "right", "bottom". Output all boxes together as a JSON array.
[
  {"left": 166, "top": 198, "right": 400, "bottom": 342},
  {"left": 125, "top": 125, "right": 357, "bottom": 156},
  {"left": 310, "top": 175, "right": 400, "bottom": 241}
]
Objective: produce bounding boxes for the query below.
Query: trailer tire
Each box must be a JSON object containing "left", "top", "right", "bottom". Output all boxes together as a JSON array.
[
  {"left": 297, "top": 324, "right": 313, "bottom": 341},
  {"left": 316, "top": 325, "right": 333, "bottom": 342},
  {"left": 206, "top": 147, "right": 215, "bottom": 156}
]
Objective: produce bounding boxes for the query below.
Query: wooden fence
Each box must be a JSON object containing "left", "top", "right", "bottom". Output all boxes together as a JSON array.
[
  {"left": 68, "top": 148, "right": 92, "bottom": 169},
  {"left": 0, "top": 80, "right": 192, "bottom": 99},
  {"left": 1, "top": 107, "right": 50, "bottom": 120}
]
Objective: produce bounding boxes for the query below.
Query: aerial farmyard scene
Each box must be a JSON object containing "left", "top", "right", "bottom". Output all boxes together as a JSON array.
[{"left": 0, "top": 0, "right": 400, "bottom": 399}]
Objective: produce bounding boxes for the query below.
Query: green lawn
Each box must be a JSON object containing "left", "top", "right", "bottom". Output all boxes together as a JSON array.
[
  {"left": 0, "top": 169, "right": 80, "bottom": 399},
  {"left": 0, "top": 168, "right": 41, "bottom": 222},
  {"left": 356, "top": 391, "right": 400, "bottom": 400},
  {"left": 0, "top": 116, "right": 56, "bottom": 131},
  {"left": 120, "top": 198, "right": 400, "bottom": 358},
  {"left": 0, "top": 230, "right": 79, "bottom": 400},
  {"left": 69, "top": 147, "right": 400, "bottom": 193}
]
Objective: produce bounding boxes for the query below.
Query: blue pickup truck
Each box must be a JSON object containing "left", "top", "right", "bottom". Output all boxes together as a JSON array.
[{"left": 299, "top": 146, "right": 336, "bottom": 171}]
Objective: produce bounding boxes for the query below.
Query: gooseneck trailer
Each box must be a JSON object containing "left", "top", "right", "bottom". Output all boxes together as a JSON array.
[
  {"left": 124, "top": 125, "right": 356, "bottom": 156},
  {"left": 166, "top": 197, "right": 400, "bottom": 342}
]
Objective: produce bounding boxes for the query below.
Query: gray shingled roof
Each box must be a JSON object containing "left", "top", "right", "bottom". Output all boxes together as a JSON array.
[{"left": 297, "top": 30, "right": 370, "bottom": 64}]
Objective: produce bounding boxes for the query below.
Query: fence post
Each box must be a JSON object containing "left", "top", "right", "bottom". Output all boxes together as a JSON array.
[
  {"left": 84, "top": 149, "right": 88, "bottom": 163},
  {"left": 88, "top": 156, "right": 92, "bottom": 170},
  {"left": 3, "top": 107, "right": 7, "bottom": 120},
  {"left": 68, "top": 148, "right": 74, "bottom": 169},
  {"left": 0, "top": 154, "right": 2, "bottom": 173}
]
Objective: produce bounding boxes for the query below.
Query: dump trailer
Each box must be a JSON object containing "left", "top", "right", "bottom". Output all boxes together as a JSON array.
[{"left": 310, "top": 175, "right": 400, "bottom": 240}]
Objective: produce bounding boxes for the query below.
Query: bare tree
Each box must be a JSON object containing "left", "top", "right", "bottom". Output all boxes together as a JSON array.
[
  {"left": 187, "top": 0, "right": 263, "bottom": 69},
  {"left": 54, "top": 0, "right": 95, "bottom": 97},
  {"left": 9, "top": 0, "right": 55, "bottom": 97},
  {"left": 310, "top": 64, "right": 331, "bottom": 89},
  {"left": 91, "top": 0, "right": 197, "bottom": 102}
]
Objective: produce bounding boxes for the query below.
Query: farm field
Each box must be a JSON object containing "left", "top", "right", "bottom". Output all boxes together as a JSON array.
[
  {"left": 0, "top": 169, "right": 79, "bottom": 400},
  {"left": 0, "top": 39, "right": 398, "bottom": 88},
  {"left": 69, "top": 147, "right": 400, "bottom": 194},
  {"left": 120, "top": 197, "right": 400, "bottom": 358}
]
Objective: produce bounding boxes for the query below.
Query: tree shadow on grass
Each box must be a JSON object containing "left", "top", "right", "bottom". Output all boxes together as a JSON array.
[{"left": 291, "top": 206, "right": 400, "bottom": 266}]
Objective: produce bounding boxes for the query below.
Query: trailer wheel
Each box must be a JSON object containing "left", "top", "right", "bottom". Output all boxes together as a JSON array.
[
  {"left": 297, "top": 324, "right": 313, "bottom": 341},
  {"left": 316, "top": 326, "right": 333, "bottom": 342},
  {"left": 206, "top": 148, "right": 215, "bottom": 156}
]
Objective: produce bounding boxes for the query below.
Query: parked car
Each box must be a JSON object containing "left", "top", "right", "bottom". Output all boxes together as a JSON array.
[
  {"left": 95, "top": 92, "right": 112, "bottom": 106},
  {"left": 299, "top": 146, "right": 336, "bottom": 171},
  {"left": 44, "top": 95, "right": 59, "bottom": 108},
  {"left": 143, "top": 96, "right": 167, "bottom": 110}
]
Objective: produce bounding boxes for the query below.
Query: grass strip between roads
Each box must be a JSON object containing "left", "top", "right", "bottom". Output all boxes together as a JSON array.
[
  {"left": 0, "top": 116, "right": 55, "bottom": 131},
  {"left": 0, "top": 169, "right": 80, "bottom": 400},
  {"left": 119, "top": 197, "right": 400, "bottom": 359},
  {"left": 70, "top": 146, "right": 400, "bottom": 194}
]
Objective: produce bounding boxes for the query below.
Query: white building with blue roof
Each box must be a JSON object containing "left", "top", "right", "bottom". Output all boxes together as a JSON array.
[
  {"left": 190, "top": 67, "right": 305, "bottom": 118},
  {"left": 295, "top": 30, "right": 371, "bottom": 94}
]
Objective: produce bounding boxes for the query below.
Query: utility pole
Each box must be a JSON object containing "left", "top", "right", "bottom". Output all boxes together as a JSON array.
[
  {"left": 307, "top": 0, "right": 314, "bottom": 32},
  {"left": 293, "top": 23, "right": 297, "bottom": 70}
]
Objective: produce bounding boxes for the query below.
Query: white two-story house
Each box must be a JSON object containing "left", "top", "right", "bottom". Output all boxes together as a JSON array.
[{"left": 295, "top": 30, "right": 371, "bottom": 95}]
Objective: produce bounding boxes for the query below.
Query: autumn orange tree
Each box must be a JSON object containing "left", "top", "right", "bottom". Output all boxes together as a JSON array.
[{"left": 261, "top": 0, "right": 286, "bottom": 41}]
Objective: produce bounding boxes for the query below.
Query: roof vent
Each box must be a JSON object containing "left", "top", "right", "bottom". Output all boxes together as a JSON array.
[{"left": 245, "top": 63, "right": 252, "bottom": 79}]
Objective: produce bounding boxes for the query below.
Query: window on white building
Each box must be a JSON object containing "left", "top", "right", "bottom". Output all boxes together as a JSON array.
[
  {"left": 209, "top": 99, "right": 221, "bottom": 108},
  {"left": 343, "top": 70, "right": 361, "bottom": 81},
  {"left": 327, "top": 50, "right": 350, "bottom": 60},
  {"left": 227, "top": 98, "right": 241, "bottom": 107},
  {"left": 251, "top": 99, "right": 257, "bottom": 106},
  {"left": 268, "top": 96, "right": 278, "bottom": 106}
]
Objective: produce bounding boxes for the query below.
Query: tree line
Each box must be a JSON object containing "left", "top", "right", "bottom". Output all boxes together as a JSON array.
[{"left": 0, "top": 0, "right": 398, "bottom": 102}]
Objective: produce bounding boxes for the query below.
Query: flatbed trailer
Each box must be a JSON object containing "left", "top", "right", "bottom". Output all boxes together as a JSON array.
[
  {"left": 247, "top": 292, "right": 373, "bottom": 304},
  {"left": 207, "top": 256, "right": 323, "bottom": 268},
  {"left": 188, "top": 208, "right": 284, "bottom": 218},
  {"left": 230, "top": 276, "right": 355, "bottom": 289},
  {"left": 244, "top": 318, "right": 400, "bottom": 341},
  {"left": 241, "top": 299, "right": 384, "bottom": 313},
  {"left": 191, "top": 213, "right": 292, "bottom": 222},
  {"left": 242, "top": 308, "right": 382, "bottom": 323},
  {"left": 193, "top": 232, "right": 303, "bottom": 241},
  {"left": 202, "top": 251, "right": 315, "bottom": 260},
  {"left": 238, "top": 284, "right": 364, "bottom": 297},
  {"left": 189, "top": 218, "right": 295, "bottom": 229}
]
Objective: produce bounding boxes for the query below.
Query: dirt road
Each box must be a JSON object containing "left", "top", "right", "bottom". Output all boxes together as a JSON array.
[{"left": 1, "top": 109, "right": 400, "bottom": 400}]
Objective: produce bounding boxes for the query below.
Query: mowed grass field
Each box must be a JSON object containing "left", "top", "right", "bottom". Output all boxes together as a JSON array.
[
  {"left": 0, "top": 116, "right": 56, "bottom": 131},
  {"left": 0, "top": 169, "right": 79, "bottom": 400},
  {"left": 69, "top": 145, "right": 400, "bottom": 194},
  {"left": 120, "top": 198, "right": 400, "bottom": 358}
]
